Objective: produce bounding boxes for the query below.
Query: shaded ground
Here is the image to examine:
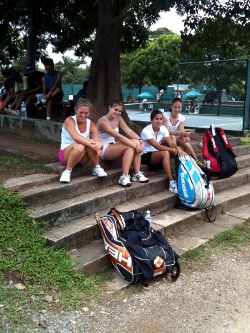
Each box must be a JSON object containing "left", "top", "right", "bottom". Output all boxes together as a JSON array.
[{"left": 0, "top": 132, "right": 59, "bottom": 183}]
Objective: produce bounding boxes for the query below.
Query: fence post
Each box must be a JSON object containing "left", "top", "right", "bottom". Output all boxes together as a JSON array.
[{"left": 244, "top": 59, "right": 250, "bottom": 130}]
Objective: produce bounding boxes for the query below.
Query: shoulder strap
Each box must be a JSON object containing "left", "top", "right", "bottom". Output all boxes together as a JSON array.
[
  {"left": 217, "top": 128, "right": 233, "bottom": 151},
  {"left": 207, "top": 127, "right": 219, "bottom": 154},
  {"left": 110, "top": 208, "right": 126, "bottom": 231}
]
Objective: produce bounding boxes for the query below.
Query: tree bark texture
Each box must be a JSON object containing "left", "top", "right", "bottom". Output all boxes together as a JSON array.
[
  {"left": 26, "top": 1, "right": 40, "bottom": 64},
  {"left": 88, "top": 0, "right": 130, "bottom": 123}
]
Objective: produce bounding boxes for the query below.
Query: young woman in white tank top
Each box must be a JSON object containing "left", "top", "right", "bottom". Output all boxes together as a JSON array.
[
  {"left": 97, "top": 101, "right": 148, "bottom": 187},
  {"left": 162, "top": 97, "right": 203, "bottom": 166},
  {"left": 58, "top": 99, "right": 107, "bottom": 183}
]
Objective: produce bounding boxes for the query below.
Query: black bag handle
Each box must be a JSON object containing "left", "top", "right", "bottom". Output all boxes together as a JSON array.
[{"left": 170, "top": 260, "right": 181, "bottom": 280}]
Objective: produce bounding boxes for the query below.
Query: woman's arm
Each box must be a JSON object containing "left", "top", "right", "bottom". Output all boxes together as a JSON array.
[
  {"left": 147, "top": 136, "right": 176, "bottom": 154},
  {"left": 162, "top": 136, "right": 187, "bottom": 156},
  {"left": 178, "top": 121, "right": 191, "bottom": 141},
  {"left": 119, "top": 117, "right": 140, "bottom": 139},
  {"left": 89, "top": 122, "right": 103, "bottom": 151},
  {"left": 97, "top": 118, "right": 139, "bottom": 150},
  {"left": 64, "top": 118, "right": 96, "bottom": 148}
]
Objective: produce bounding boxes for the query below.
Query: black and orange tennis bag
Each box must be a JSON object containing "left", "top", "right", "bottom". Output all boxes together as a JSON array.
[
  {"left": 97, "top": 208, "right": 180, "bottom": 286},
  {"left": 203, "top": 124, "right": 238, "bottom": 179}
]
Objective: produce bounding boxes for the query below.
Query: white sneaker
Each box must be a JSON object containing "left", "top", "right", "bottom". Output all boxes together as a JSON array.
[
  {"left": 169, "top": 181, "right": 178, "bottom": 193},
  {"left": 132, "top": 171, "right": 149, "bottom": 183},
  {"left": 10, "top": 110, "right": 20, "bottom": 116},
  {"left": 59, "top": 169, "right": 71, "bottom": 183},
  {"left": 92, "top": 165, "right": 107, "bottom": 177},
  {"left": 118, "top": 174, "right": 131, "bottom": 187}
]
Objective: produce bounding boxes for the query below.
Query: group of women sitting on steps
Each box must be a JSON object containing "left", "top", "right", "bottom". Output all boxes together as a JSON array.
[{"left": 58, "top": 97, "right": 203, "bottom": 193}]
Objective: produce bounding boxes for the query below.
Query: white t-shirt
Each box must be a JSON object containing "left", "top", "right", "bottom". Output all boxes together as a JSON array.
[
  {"left": 141, "top": 124, "right": 170, "bottom": 154},
  {"left": 165, "top": 112, "right": 185, "bottom": 132}
]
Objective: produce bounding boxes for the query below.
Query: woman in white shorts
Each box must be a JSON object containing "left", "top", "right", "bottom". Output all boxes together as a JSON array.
[{"left": 97, "top": 100, "right": 148, "bottom": 187}]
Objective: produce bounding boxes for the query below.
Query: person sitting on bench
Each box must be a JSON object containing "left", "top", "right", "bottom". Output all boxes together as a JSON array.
[{"left": 42, "top": 58, "right": 63, "bottom": 120}]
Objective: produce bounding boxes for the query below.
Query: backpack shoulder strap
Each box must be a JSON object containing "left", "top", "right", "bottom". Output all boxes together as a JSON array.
[
  {"left": 217, "top": 127, "right": 233, "bottom": 151},
  {"left": 207, "top": 126, "right": 219, "bottom": 154}
]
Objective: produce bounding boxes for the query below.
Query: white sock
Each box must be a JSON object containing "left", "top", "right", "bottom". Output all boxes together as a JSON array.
[
  {"left": 46, "top": 117, "right": 51, "bottom": 120},
  {"left": 170, "top": 180, "right": 175, "bottom": 184}
]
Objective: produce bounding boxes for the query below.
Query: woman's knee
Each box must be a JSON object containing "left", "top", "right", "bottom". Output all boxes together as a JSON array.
[
  {"left": 73, "top": 143, "right": 86, "bottom": 154},
  {"left": 162, "top": 150, "right": 171, "bottom": 161}
]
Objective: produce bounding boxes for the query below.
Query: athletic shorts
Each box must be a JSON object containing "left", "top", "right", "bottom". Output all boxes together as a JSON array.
[
  {"left": 58, "top": 149, "right": 67, "bottom": 166},
  {"left": 141, "top": 152, "right": 163, "bottom": 172},
  {"left": 100, "top": 142, "right": 115, "bottom": 159},
  {"left": 36, "top": 94, "right": 43, "bottom": 103}
]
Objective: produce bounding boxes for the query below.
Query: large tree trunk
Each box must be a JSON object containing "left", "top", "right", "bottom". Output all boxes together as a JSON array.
[
  {"left": 26, "top": 1, "right": 40, "bottom": 64},
  {"left": 87, "top": 0, "right": 130, "bottom": 123}
]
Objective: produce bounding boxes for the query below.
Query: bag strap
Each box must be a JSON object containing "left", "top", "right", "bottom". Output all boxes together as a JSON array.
[
  {"left": 218, "top": 128, "right": 233, "bottom": 150},
  {"left": 170, "top": 260, "right": 181, "bottom": 280},
  {"left": 110, "top": 208, "right": 126, "bottom": 231},
  {"left": 206, "top": 205, "right": 217, "bottom": 222},
  {"left": 207, "top": 127, "right": 219, "bottom": 155}
]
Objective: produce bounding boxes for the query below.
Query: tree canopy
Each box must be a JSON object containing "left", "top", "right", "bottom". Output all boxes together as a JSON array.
[
  {"left": 121, "top": 33, "right": 182, "bottom": 89},
  {"left": 1, "top": 0, "right": 250, "bottom": 120}
]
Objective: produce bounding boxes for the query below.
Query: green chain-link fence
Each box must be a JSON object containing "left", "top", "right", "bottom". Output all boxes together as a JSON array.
[{"left": 177, "top": 59, "right": 250, "bottom": 132}]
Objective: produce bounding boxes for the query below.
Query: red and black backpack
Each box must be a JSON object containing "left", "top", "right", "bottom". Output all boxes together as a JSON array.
[{"left": 203, "top": 125, "right": 238, "bottom": 179}]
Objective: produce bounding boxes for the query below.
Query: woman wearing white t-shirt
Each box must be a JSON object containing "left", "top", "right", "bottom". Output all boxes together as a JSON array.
[
  {"left": 141, "top": 109, "right": 186, "bottom": 193},
  {"left": 163, "top": 97, "right": 203, "bottom": 165}
]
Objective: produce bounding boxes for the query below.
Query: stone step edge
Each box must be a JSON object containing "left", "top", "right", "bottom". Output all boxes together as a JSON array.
[
  {"left": 9, "top": 151, "right": 250, "bottom": 209},
  {"left": 105, "top": 203, "right": 250, "bottom": 291},
  {"left": 44, "top": 169, "right": 250, "bottom": 249},
  {"left": 2, "top": 140, "right": 247, "bottom": 193},
  {"left": 69, "top": 183, "right": 250, "bottom": 275}
]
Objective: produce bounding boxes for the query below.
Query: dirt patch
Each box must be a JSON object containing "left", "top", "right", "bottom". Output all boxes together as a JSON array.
[
  {"left": 0, "top": 132, "right": 59, "bottom": 183},
  {"left": 0, "top": 132, "right": 59, "bottom": 163}
]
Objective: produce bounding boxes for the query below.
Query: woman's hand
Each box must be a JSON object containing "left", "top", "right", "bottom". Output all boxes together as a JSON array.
[
  {"left": 89, "top": 140, "right": 103, "bottom": 152},
  {"left": 134, "top": 140, "right": 144, "bottom": 153},
  {"left": 180, "top": 131, "right": 191, "bottom": 138},
  {"left": 179, "top": 131, "right": 191, "bottom": 143},
  {"left": 177, "top": 146, "right": 187, "bottom": 156}
]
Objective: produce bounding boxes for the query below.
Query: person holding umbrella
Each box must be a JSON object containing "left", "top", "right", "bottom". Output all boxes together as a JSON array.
[{"left": 163, "top": 97, "right": 204, "bottom": 166}]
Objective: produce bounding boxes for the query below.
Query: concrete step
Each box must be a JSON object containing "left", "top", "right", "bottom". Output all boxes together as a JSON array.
[
  {"left": 69, "top": 182, "right": 250, "bottom": 275},
  {"left": 31, "top": 173, "right": 171, "bottom": 227},
  {"left": 4, "top": 147, "right": 250, "bottom": 211},
  {"left": 2, "top": 137, "right": 244, "bottom": 196},
  {"left": 33, "top": 164, "right": 250, "bottom": 229},
  {"left": 8, "top": 164, "right": 150, "bottom": 208},
  {"left": 106, "top": 202, "right": 250, "bottom": 290},
  {"left": 170, "top": 203, "right": 250, "bottom": 255},
  {"left": 3, "top": 174, "right": 59, "bottom": 192},
  {"left": 45, "top": 167, "right": 250, "bottom": 253}
]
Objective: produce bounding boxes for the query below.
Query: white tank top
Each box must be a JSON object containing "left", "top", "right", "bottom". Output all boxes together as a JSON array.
[
  {"left": 60, "top": 115, "right": 90, "bottom": 149},
  {"left": 98, "top": 116, "right": 119, "bottom": 145},
  {"left": 165, "top": 112, "right": 185, "bottom": 132}
]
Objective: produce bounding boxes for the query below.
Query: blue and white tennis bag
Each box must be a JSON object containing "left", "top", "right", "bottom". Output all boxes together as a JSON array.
[{"left": 175, "top": 155, "right": 214, "bottom": 209}]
